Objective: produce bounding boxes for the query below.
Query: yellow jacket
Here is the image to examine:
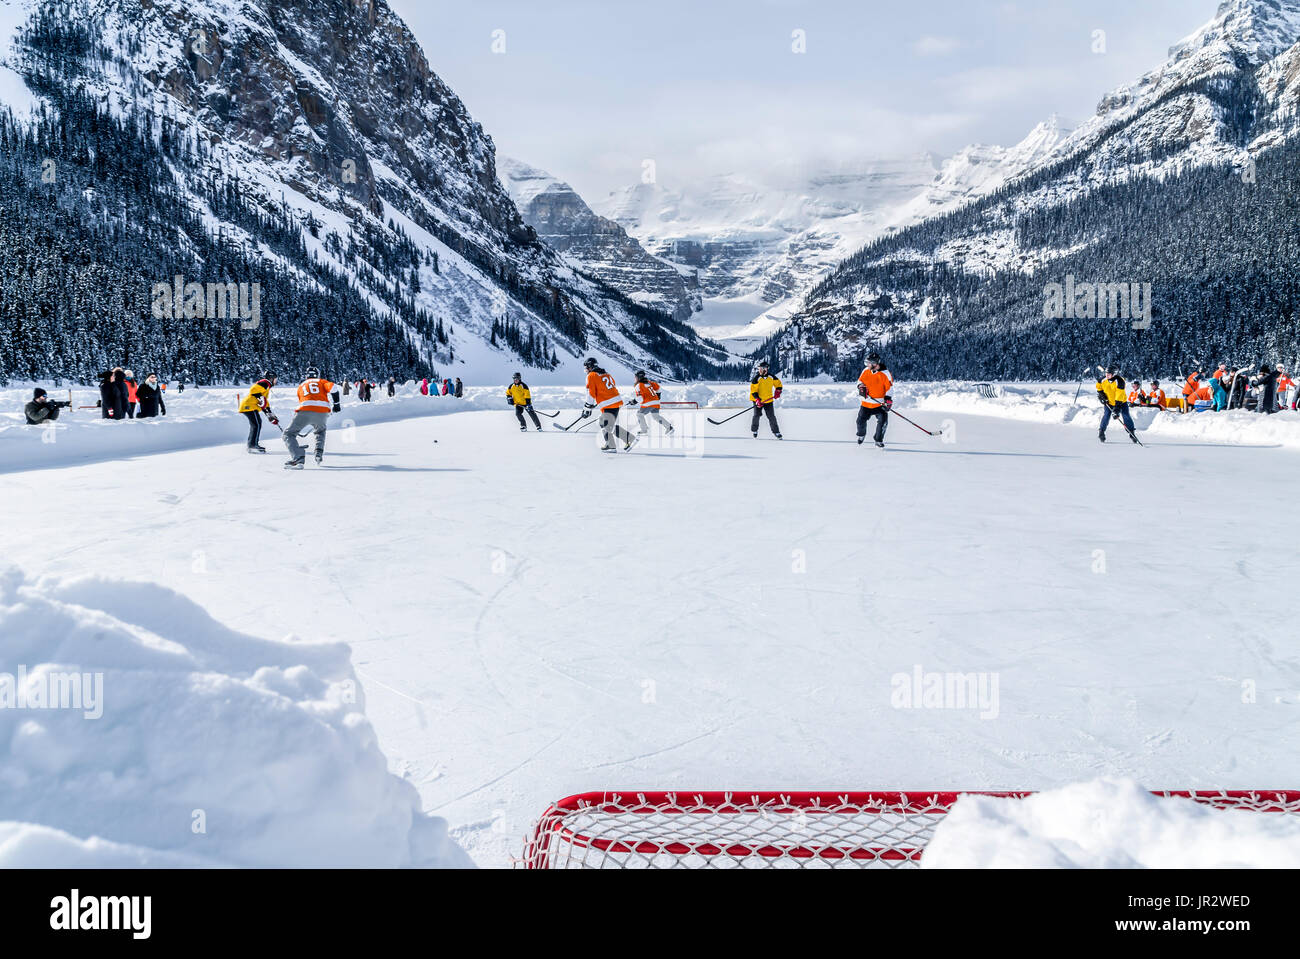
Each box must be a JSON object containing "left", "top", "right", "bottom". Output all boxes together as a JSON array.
[
  {"left": 239, "top": 381, "right": 272, "bottom": 413},
  {"left": 1096, "top": 379, "right": 1127, "bottom": 406},
  {"left": 506, "top": 383, "right": 531, "bottom": 406},
  {"left": 750, "top": 375, "right": 783, "bottom": 404}
]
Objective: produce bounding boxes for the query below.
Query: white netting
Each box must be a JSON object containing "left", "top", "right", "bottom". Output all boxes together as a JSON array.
[{"left": 519, "top": 790, "right": 1300, "bottom": 869}]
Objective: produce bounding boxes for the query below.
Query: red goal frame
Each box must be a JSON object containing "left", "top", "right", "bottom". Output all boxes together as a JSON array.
[{"left": 520, "top": 789, "right": 1300, "bottom": 869}]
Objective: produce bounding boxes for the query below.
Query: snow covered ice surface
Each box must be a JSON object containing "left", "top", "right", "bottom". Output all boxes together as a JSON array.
[{"left": 3, "top": 384, "right": 1300, "bottom": 867}]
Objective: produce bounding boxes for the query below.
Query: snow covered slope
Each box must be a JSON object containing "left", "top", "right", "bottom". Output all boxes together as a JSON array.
[
  {"left": 0, "top": 0, "right": 731, "bottom": 383},
  {"left": 770, "top": 0, "right": 1300, "bottom": 379}
]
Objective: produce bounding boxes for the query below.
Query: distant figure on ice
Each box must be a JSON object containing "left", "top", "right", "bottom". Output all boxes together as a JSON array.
[
  {"left": 1253, "top": 365, "right": 1280, "bottom": 414},
  {"left": 1278, "top": 366, "right": 1296, "bottom": 409},
  {"left": 1096, "top": 367, "right": 1139, "bottom": 443},
  {"left": 856, "top": 352, "right": 893, "bottom": 447},
  {"left": 239, "top": 374, "right": 278, "bottom": 453},
  {"left": 100, "top": 369, "right": 128, "bottom": 420},
  {"left": 420, "top": 378, "right": 430, "bottom": 396},
  {"left": 441, "top": 378, "right": 451, "bottom": 396},
  {"left": 387, "top": 376, "right": 397, "bottom": 398},
  {"left": 454, "top": 377, "right": 464, "bottom": 398},
  {"left": 749, "top": 359, "right": 783, "bottom": 440},
  {"left": 24, "top": 388, "right": 69, "bottom": 425},
  {"left": 123, "top": 371, "right": 139, "bottom": 418},
  {"left": 582, "top": 357, "right": 636, "bottom": 452},
  {"left": 507, "top": 372, "right": 543, "bottom": 432},
  {"left": 284, "top": 367, "right": 339, "bottom": 470},
  {"left": 632, "top": 370, "right": 673, "bottom": 436},
  {"left": 137, "top": 373, "right": 167, "bottom": 418}
]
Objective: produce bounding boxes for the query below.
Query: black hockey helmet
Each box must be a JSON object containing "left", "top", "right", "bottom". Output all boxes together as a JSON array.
[
  {"left": 1106, "top": 365, "right": 1119, "bottom": 376},
  {"left": 305, "top": 365, "right": 319, "bottom": 379},
  {"left": 866, "top": 352, "right": 881, "bottom": 364},
  {"left": 583, "top": 357, "right": 598, "bottom": 371},
  {"left": 634, "top": 369, "right": 648, "bottom": 381},
  {"left": 755, "top": 358, "right": 770, "bottom": 369},
  {"left": 512, "top": 371, "right": 522, "bottom": 381}
]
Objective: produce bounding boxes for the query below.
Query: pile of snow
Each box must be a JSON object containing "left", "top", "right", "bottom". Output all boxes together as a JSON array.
[
  {"left": 923, "top": 780, "right": 1300, "bottom": 868},
  {"left": 0, "top": 568, "right": 472, "bottom": 867}
]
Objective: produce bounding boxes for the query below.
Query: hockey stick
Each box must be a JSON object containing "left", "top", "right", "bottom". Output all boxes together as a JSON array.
[
  {"left": 554, "top": 412, "right": 589, "bottom": 431},
  {"left": 707, "top": 407, "right": 754, "bottom": 427},
  {"left": 532, "top": 409, "right": 560, "bottom": 419},
  {"left": 573, "top": 418, "right": 598, "bottom": 433},
  {"left": 883, "top": 406, "right": 944, "bottom": 437},
  {"left": 1073, "top": 365, "right": 1094, "bottom": 404}
]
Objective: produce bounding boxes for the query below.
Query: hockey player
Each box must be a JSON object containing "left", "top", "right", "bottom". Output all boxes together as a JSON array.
[
  {"left": 284, "top": 367, "right": 340, "bottom": 469},
  {"left": 631, "top": 370, "right": 674, "bottom": 436},
  {"left": 749, "top": 360, "right": 783, "bottom": 439},
  {"left": 238, "top": 374, "right": 279, "bottom": 453},
  {"left": 506, "top": 372, "right": 543, "bottom": 431},
  {"left": 1096, "top": 367, "right": 1138, "bottom": 443},
  {"left": 1148, "top": 380, "right": 1167, "bottom": 409},
  {"left": 582, "top": 357, "right": 636, "bottom": 451},
  {"left": 856, "top": 352, "right": 893, "bottom": 447}
]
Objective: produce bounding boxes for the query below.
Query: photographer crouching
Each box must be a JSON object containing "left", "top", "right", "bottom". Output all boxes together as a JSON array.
[{"left": 24, "top": 388, "right": 71, "bottom": 425}]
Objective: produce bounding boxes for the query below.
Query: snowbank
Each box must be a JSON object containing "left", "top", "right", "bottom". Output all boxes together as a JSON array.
[
  {"left": 0, "top": 568, "right": 473, "bottom": 868},
  {"left": 923, "top": 780, "right": 1300, "bottom": 868}
]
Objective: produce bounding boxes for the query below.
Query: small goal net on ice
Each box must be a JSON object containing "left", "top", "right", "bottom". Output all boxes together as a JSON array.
[{"left": 518, "top": 790, "right": 1300, "bottom": 869}]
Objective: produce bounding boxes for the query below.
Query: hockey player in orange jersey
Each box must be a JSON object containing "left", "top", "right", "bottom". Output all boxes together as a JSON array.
[
  {"left": 582, "top": 357, "right": 636, "bottom": 452},
  {"left": 630, "top": 369, "right": 674, "bottom": 436},
  {"left": 283, "top": 365, "right": 341, "bottom": 469},
  {"left": 856, "top": 352, "right": 893, "bottom": 447}
]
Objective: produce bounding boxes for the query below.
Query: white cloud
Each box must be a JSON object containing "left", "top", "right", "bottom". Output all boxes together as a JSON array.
[{"left": 913, "top": 35, "right": 963, "bottom": 57}]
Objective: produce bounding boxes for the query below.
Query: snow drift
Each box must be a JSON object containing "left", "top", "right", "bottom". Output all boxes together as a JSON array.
[
  {"left": 923, "top": 779, "right": 1300, "bottom": 868},
  {"left": 0, "top": 567, "right": 472, "bottom": 867}
]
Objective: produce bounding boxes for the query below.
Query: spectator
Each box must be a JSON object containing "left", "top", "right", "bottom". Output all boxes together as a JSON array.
[
  {"left": 1148, "top": 380, "right": 1167, "bottom": 409},
  {"left": 440, "top": 378, "right": 451, "bottom": 396},
  {"left": 1278, "top": 366, "right": 1296, "bottom": 410},
  {"left": 1253, "top": 364, "right": 1280, "bottom": 414},
  {"left": 454, "top": 377, "right": 464, "bottom": 398},
  {"left": 1128, "top": 381, "right": 1147, "bottom": 406},
  {"left": 124, "top": 370, "right": 139, "bottom": 418},
  {"left": 1181, "top": 369, "right": 1202, "bottom": 412},
  {"left": 137, "top": 373, "right": 167, "bottom": 418},
  {"left": 1210, "top": 373, "right": 1228, "bottom": 412},
  {"left": 24, "top": 387, "right": 67, "bottom": 425},
  {"left": 387, "top": 376, "right": 396, "bottom": 398},
  {"left": 342, "top": 378, "right": 352, "bottom": 396},
  {"left": 1229, "top": 368, "right": 1249, "bottom": 409},
  {"left": 100, "top": 368, "right": 128, "bottom": 420},
  {"left": 420, "top": 378, "right": 430, "bottom": 396}
]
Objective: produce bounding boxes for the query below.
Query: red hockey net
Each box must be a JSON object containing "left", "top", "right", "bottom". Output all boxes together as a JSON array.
[{"left": 519, "top": 790, "right": 1300, "bottom": 869}]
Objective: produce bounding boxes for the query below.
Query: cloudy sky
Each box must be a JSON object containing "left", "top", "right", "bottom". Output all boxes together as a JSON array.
[{"left": 391, "top": 0, "right": 1218, "bottom": 202}]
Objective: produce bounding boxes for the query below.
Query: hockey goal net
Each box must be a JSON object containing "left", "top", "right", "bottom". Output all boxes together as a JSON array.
[{"left": 519, "top": 789, "right": 1300, "bottom": 869}]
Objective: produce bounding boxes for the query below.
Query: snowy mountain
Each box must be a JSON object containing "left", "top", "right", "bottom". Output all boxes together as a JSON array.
[
  {"left": 595, "top": 124, "right": 1076, "bottom": 343},
  {"left": 498, "top": 157, "right": 702, "bottom": 324},
  {"left": 0, "top": 0, "right": 734, "bottom": 384},
  {"left": 764, "top": 0, "right": 1300, "bottom": 380}
]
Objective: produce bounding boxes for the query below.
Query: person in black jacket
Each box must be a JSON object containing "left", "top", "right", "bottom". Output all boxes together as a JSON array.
[
  {"left": 25, "top": 388, "right": 69, "bottom": 425},
  {"left": 454, "top": 377, "right": 464, "bottom": 398},
  {"left": 1252, "top": 364, "right": 1280, "bottom": 414},
  {"left": 99, "top": 369, "right": 128, "bottom": 420},
  {"left": 136, "top": 373, "right": 167, "bottom": 418}
]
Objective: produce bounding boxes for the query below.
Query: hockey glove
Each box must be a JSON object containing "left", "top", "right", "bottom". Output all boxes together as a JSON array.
[
  {"left": 857, "top": 383, "right": 867, "bottom": 398},
  {"left": 774, "top": 387, "right": 783, "bottom": 399},
  {"left": 581, "top": 407, "right": 593, "bottom": 419},
  {"left": 269, "top": 414, "right": 279, "bottom": 426},
  {"left": 753, "top": 398, "right": 764, "bottom": 408},
  {"left": 507, "top": 397, "right": 515, "bottom": 405},
  {"left": 884, "top": 395, "right": 893, "bottom": 409}
]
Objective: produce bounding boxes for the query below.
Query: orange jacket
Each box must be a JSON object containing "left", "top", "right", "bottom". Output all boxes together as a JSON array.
[
  {"left": 858, "top": 368, "right": 893, "bottom": 408},
  {"left": 1149, "top": 388, "right": 1167, "bottom": 409},
  {"left": 634, "top": 380, "right": 661, "bottom": 409},
  {"left": 586, "top": 370, "right": 622, "bottom": 410},
  {"left": 1182, "top": 374, "right": 1201, "bottom": 397},
  {"left": 296, "top": 378, "right": 336, "bottom": 413}
]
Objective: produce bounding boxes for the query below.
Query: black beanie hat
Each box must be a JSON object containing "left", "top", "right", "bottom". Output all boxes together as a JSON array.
[{"left": 33, "top": 387, "right": 47, "bottom": 399}]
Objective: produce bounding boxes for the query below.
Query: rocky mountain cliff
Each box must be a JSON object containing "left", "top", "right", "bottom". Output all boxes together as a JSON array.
[
  {"left": 499, "top": 157, "right": 701, "bottom": 324},
  {"left": 0, "top": 0, "right": 734, "bottom": 383}
]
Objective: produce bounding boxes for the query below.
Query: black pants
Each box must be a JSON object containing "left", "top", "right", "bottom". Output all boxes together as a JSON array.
[
  {"left": 751, "top": 403, "right": 781, "bottom": 435},
  {"left": 857, "top": 405, "right": 888, "bottom": 442},
  {"left": 515, "top": 404, "right": 541, "bottom": 429},
  {"left": 243, "top": 410, "right": 263, "bottom": 447}
]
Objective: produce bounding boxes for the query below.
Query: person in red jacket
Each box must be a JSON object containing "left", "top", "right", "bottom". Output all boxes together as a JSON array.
[
  {"left": 856, "top": 352, "right": 894, "bottom": 447},
  {"left": 124, "top": 370, "right": 140, "bottom": 418}
]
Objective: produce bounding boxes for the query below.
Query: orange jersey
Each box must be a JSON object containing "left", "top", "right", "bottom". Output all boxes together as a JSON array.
[
  {"left": 635, "top": 380, "right": 662, "bottom": 409},
  {"left": 1128, "top": 389, "right": 1145, "bottom": 405},
  {"left": 586, "top": 370, "right": 622, "bottom": 410},
  {"left": 296, "top": 378, "right": 336, "bottom": 413},
  {"left": 858, "top": 367, "right": 894, "bottom": 408},
  {"left": 1183, "top": 374, "right": 1201, "bottom": 397},
  {"left": 1149, "top": 389, "right": 1167, "bottom": 408}
]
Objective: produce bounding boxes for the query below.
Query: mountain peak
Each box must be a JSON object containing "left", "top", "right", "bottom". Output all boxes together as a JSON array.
[{"left": 1170, "top": 0, "right": 1300, "bottom": 64}]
